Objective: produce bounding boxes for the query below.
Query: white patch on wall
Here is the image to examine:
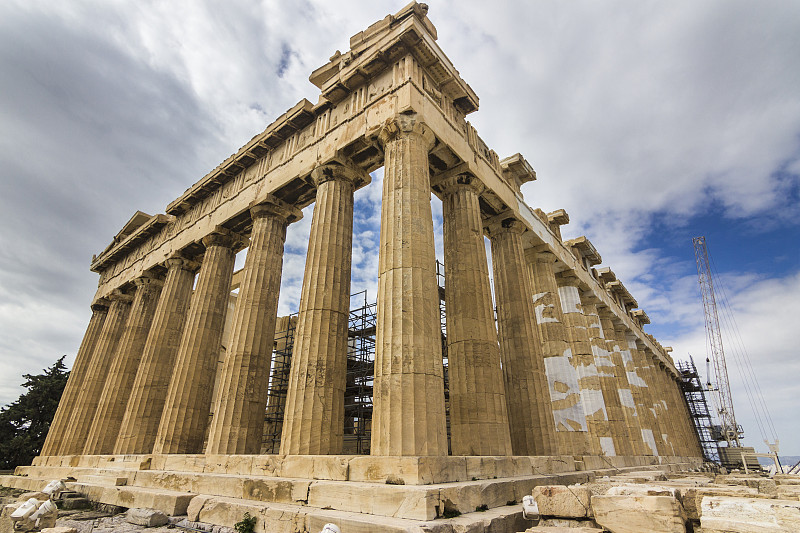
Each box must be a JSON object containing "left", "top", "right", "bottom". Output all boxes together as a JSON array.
[
  {"left": 580, "top": 389, "right": 608, "bottom": 421},
  {"left": 618, "top": 388, "right": 636, "bottom": 411},
  {"left": 577, "top": 362, "right": 599, "bottom": 378},
  {"left": 592, "top": 345, "right": 614, "bottom": 367},
  {"left": 557, "top": 285, "right": 582, "bottom": 314},
  {"left": 619, "top": 348, "right": 634, "bottom": 364},
  {"left": 661, "top": 400, "right": 669, "bottom": 411},
  {"left": 627, "top": 336, "right": 638, "bottom": 350},
  {"left": 599, "top": 437, "right": 616, "bottom": 456},
  {"left": 642, "top": 429, "right": 659, "bottom": 456},
  {"left": 544, "top": 355, "right": 587, "bottom": 431},
  {"left": 626, "top": 371, "right": 648, "bottom": 388},
  {"left": 533, "top": 291, "right": 559, "bottom": 324}
]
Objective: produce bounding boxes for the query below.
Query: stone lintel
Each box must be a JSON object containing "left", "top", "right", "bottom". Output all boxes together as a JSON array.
[
  {"left": 606, "top": 280, "right": 638, "bottom": 310},
  {"left": 595, "top": 266, "right": 617, "bottom": 285},
  {"left": 564, "top": 236, "right": 602, "bottom": 266},
  {"left": 547, "top": 209, "right": 570, "bottom": 227},
  {"left": 499, "top": 153, "right": 536, "bottom": 194},
  {"left": 631, "top": 309, "right": 651, "bottom": 325}
]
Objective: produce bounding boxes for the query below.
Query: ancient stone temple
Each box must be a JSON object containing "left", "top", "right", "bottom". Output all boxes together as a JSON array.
[{"left": 1, "top": 3, "right": 704, "bottom": 531}]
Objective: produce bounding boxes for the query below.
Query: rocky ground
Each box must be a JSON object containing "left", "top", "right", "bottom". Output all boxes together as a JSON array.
[{"left": 521, "top": 469, "right": 800, "bottom": 532}]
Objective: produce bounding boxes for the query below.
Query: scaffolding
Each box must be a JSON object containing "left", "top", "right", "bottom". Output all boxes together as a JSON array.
[
  {"left": 676, "top": 356, "right": 720, "bottom": 464},
  {"left": 436, "top": 259, "right": 451, "bottom": 454},
  {"left": 262, "top": 314, "right": 297, "bottom": 453},
  {"left": 344, "top": 290, "right": 376, "bottom": 454},
  {"left": 263, "top": 264, "right": 453, "bottom": 454}
]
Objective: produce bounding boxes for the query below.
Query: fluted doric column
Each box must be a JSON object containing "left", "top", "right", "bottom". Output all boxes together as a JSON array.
[
  {"left": 598, "top": 306, "right": 648, "bottom": 456},
  {"left": 527, "top": 252, "right": 593, "bottom": 456},
  {"left": 280, "top": 166, "right": 360, "bottom": 455},
  {"left": 488, "top": 217, "right": 557, "bottom": 456},
  {"left": 40, "top": 299, "right": 109, "bottom": 456},
  {"left": 635, "top": 339, "right": 673, "bottom": 456},
  {"left": 205, "top": 196, "right": 300, "bottom": 455},
  {"left": 115, "top": 255, "right": 198, "bottom": 454},
  {"left": 61, "top": 291, "right": 132, "bottom": 455},
  {"left": 371, "top": 114, "right": 448, "bottom": 456},
  {"left": 554, "top": 273, "right": 609, "bottom": 456},
  {"left": 440, "top": 174, "right": 512, "bottom": 456},
  {"left": 581, "top": 295, "right": 630, "bottom": 456},
  {"left": 154, "top": 228, "right": 244, "bottom": 454},
  {"left": 84, "top": 274, "right": 164, "bottom": 454},
  {"left": 624, "top": 332, "right": 667, "bottom": 456},
  {"left": 611, "top": 320, "right": 655, "bottom": 456}
]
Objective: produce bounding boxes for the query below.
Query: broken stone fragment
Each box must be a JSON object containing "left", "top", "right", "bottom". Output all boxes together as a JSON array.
[
  {"left": 126, "top": 508, "right": 169, "bottom": 527},
  {"left": 701, "top": 496, "right": 800, "bottom": 533},
  {"left": 532, "top": 485, "right": 592, "bottom": 518},
  {"left": 592, "top": 494, "right": 687, "bottom": 533}
]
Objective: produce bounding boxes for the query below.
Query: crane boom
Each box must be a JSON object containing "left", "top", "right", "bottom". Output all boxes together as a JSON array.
[{"left": 692, "top": 236, "right": 742, "bottom": 447}]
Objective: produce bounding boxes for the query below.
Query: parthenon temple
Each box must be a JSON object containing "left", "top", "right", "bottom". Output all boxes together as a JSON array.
[{"left": 3, "top": 3, "right": 704, "bottom": 531}]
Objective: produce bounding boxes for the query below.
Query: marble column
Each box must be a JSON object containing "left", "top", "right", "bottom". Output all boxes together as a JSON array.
[
  {"left": 628, "top": 334, "right": 669, "bottom": 456},
  {"left": 61, "top": 291, "right": 132, "bottom": 455},
  {"left": 614, "top": 323, "right": 658, "bottom": 456},
  {"left": 579, "top": 294, "right": 626, "bottom": 456},
  {"left": 279, "top": 166, "right": 357, "bottom": 455},
  {"left": 528, "top": 252, "right": 593, "bottom": 456},
  {"left": 488, "top": 218, "right": 557, "bottom": 456},
  {"left": 597, "top": 306, "right": 648, "bottom": 456},
  {"left": 440, "top": 174, "right": 512, "bottom": 456},
  {"left": 554, "top": 274, "right": 608, "bottom": 456},
  {"left": 154, "top": 228, "right": 243, "bottom": 454},
  {"left": 643, "top": 350, "right": 675, "bottom": 455},
  {"left": 371, "top": 114, "right": 448, "bottom": 456},
  {"left": 40, "top": 300, "right": 109, "bottom": 456},
  {"left": 115, "top": 255, "right": 198, "bottom": 454},
  {"left": 205, "top": 196, "right": 300, "bottom": 455},
  {"left": 84, "top": 274, "right": 163, "bottom": 454}
]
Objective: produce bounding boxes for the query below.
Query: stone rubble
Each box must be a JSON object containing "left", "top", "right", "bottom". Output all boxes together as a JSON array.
[{"left": 521, "top": 470, "right": 800, "bottom": 533}]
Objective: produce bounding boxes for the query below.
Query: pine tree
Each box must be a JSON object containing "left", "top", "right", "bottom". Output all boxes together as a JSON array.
[{"left": 0, "top": 357, "right": 69, "bottom": 469}]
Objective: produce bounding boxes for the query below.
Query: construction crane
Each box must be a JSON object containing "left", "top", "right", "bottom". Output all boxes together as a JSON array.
[{"left": 692, "top": 236, "right": 743, "bottom": 448}]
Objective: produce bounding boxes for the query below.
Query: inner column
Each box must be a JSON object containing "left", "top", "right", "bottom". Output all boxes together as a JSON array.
[
  {"left": 488, "top": 217, "right": 557, "bottom": 456},
  {"left": 371, "top": 114, "right": 448, "bottom": 456},
  {"left": 154, "top": 227, "right": 243, "bottom": 454},
  {"left": 280, "top": 165, "right": 359, "bottom": 455},
  {"left": 440, "top": 174, "right": 512, "bottom": 456},
  {"left": 207, "top": 196, "right": 300, "bottom": 455}
]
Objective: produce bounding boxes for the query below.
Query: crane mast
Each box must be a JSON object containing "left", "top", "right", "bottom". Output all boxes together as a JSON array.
[{"left": 693, "top": 236, "right": 742, "bottom": 448}]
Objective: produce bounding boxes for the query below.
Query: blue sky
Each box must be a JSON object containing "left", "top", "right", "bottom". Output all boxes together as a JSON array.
[{"left": 1, "top": 0, "right": 798, "bottom": 454}]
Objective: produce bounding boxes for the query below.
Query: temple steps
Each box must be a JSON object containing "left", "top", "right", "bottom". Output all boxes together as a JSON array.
[{"left": 1, "top": 455, "right": 703, "bottom": 531}]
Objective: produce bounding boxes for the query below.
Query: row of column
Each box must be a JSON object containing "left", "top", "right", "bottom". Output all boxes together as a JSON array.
[{"left": 43, "top": 113, "right": 700, "bottom": 459}]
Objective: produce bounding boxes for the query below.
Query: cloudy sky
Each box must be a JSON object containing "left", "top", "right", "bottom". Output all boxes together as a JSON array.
[{"left": 1, "top": 1, "right": 798, "bottom": 455}]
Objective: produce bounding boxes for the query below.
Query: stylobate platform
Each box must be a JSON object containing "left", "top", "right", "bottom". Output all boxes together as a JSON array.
[{"left": 0, "top": 454, "right": 703, "bottom": 532}]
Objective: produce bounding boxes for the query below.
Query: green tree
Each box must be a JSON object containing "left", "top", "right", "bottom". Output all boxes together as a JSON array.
[{"left": 0, "top": 357, "right": 69, "bottom": 469}]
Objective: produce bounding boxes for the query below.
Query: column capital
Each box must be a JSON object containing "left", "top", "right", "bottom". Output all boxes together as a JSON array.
[
  {"left": 90, "top": 298, "right": 111, "bottom": 313},
  {"left": 525, "top": 244, "right": 558, "bottom": 264},
  {"left": 434, "top": 172, "right": 485, "bottom": 197},
  {"left": 377, "top": 113, "right": 435, "bottom": 150},
  {"left": 133, "top": 273, "right": 165, "bottom": 290},
  {"left": 250, "top": 194, "right": 303, "bottom": 224},
  {"left": 164, "top": 253, "right": 200, "bottom": 272},
  {"left": 108, "top": 289, "right": 134, "bottom": 304},
  {"left": 201, "top": 226, "right": 248, "bottom": 251},
  {"left": 484, "top": 214, "right": 526, "bottom": 238},
  {"left": 310, "top": 162, "right": 369, "bottom": 189}
]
